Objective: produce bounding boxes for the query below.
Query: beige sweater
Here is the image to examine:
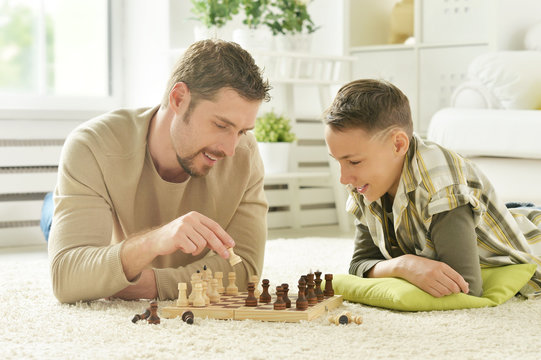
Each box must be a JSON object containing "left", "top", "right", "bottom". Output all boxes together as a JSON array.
[{"left": 48, "top": 107, "right": 268, "bottom": 303}]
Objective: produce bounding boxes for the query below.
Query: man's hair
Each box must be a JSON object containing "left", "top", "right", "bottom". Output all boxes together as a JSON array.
[
  {"left": 161, "top": 39, "right": 271, "bottom": 108},
  {"left": 324, "top": 79, "right": 413, "bottom": 138}
]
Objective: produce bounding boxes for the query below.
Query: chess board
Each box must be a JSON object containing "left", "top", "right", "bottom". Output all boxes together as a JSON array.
[{"left": 161, "top": 293, "right": 343, "bottom": 323}]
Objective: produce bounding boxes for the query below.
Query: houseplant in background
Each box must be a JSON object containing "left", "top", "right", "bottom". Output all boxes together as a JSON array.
[
  {"left": 233, "top": 0, "right": 273, "bottom": 51},
  {"left": 265, "top": 0, "right": 319, "bottom": 52},
  {"left": 190, "top": 0, "right": 241, "bottom": 40},
  {"left": 254, "top": 110, "right": 296, "bottom": 174}
]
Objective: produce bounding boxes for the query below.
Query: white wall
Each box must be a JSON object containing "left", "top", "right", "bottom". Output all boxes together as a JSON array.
[{"left": 495, "top": 0, "right": 541, "bottom": 50}]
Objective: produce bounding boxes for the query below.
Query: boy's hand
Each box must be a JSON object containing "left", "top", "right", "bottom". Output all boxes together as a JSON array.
[{"left": 394, "top": 254, "right": 470, "bottom": 297}]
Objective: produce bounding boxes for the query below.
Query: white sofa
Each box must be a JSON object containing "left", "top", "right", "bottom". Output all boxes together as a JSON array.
[{"left": 427, "top": 26, "right": 541, "bottom": 205}]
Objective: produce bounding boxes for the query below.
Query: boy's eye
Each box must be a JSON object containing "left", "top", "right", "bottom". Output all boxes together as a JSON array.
[
  {"left": 349, "top": 160, "right": 362, "bottom": 165},
  {"left": 239, "top": 130, "right": 248, "bottom": 136}
]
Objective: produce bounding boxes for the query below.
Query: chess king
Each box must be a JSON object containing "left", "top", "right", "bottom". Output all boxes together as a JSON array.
[{"left": 47, "top": 39, "right": 271, "bottom": 303}]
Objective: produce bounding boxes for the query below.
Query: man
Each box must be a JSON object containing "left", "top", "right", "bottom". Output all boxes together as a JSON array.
[{"left": 48, "top": 39, "right": 272, "bottom": 303}]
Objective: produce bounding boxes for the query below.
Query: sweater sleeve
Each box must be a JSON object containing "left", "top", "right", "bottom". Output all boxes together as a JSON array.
[
  {"left": 153, "top": 137, "right": 268, "bottom": 300},
  {"left": 430, "top": 205, "right": 483, "bottom": 296},
  {"left": 349, "top": 218, "right": 386, "bottom": 277},
  {"left": 48, "top": 131, "right": 135, "bottom": 303}
]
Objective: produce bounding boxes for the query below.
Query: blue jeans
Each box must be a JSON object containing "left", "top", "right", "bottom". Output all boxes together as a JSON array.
[{"left": 40, "top": 192, "right": 54, "bottom": 242}]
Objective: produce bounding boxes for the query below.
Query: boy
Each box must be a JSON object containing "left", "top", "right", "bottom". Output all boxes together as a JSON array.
[{"left": 324, "top": 79, "right": 541, "bottom": 298}]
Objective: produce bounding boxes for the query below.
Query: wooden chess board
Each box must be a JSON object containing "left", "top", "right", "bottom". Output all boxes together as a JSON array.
[{"left": 162, "top": 293, "right": 343, "bottom": 323}]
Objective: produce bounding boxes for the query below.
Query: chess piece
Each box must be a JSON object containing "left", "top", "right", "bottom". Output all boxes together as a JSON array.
[
  {"left": 192, "top": 282, "right": 206, "bottom": 307},
  {"left": 306, "top": 272, "right": 318, "bottom": 306},
  {"left": 189, "top": 271, "right": 202, "bottom": 304},
  {"left": 131, "top": 308, "right": 150, "bottom": 323},
  {"left": 296, "top": 277, "right": 308, "bottom": 310},
  {"left": 147, "top": 300, "right": 160, "bottom": 325},
  {"left": 250, "top": 275, "right": 261, "bottom": 297},
  {"left": 328, "top": 311, "right": 362, "bottom": 325},
  {"left": 245, "top": 282, "right": 258, "bottom": 307},
  {"left": 203, "top": 265, "right": 212, "bottom": 282},
  {"left": 324, "top": 273, "right": 334, "bottom": 297},
  {"left": 281, "top": 283, "right": 291, "bottom": 308},
  {"left": 209, "top": 278, "right": 221, "bottom": 303},
  {"left": 314, "top": 271, "right": 324, "bottom": 302},
  {"left": 226, "top": 272, "right": 239, "bottom": 295},
  {"left": 214, "top": 272, "right": 225, "bottom": 294},
  {"left": 228, "top": 248, "right": 242, "bottom": 266},
  {"left": 273, "top": 286, "right": 286, "bottom": 310},
  {"left": 259, "top": 279, "right": 271, "bottom": 303},
  {"left": 177, "top": 282, "right": 189, "bottom": 306},
  {"left": 181, "top": 310, "right": 194, "bottom": 325},
  {"left": 201, "top": 281, "right": 210, "bottom": 305}
]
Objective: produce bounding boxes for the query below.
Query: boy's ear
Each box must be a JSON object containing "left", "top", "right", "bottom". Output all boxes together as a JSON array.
[
  {"left": 169, "top": 82, "right": 190, "bottom": 112},
  {"left": 392, "top": 130, "right": 410, "bottom": 156}
]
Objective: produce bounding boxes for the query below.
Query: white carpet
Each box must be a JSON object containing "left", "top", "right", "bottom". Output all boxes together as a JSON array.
[{"left": 1, "top": 237, "right": 541, "bottom": 360}]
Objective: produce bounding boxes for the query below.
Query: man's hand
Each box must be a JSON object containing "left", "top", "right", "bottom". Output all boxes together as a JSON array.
[
  {"left": 369, "top": 254, "right": 469, "bottom": 297},
  {"left": 120, "top": 211, "right": 235, "bottom": 282},
  {"left": 112, "top": 269, "right": 158, "bottom": 300}
]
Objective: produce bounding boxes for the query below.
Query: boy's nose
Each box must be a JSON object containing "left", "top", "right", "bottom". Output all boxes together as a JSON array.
[{"left": 339, "top": 167, "right": 354, "bottom": 185}]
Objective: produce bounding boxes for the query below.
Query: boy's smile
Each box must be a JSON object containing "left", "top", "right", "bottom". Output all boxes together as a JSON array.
[{"left": 325, "top": 126, "right": 409, "bottom": 202}]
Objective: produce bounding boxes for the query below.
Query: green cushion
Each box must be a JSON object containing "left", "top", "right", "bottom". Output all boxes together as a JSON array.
[{"left": 330, "top": 264, "right": 536, "bottom": 311}]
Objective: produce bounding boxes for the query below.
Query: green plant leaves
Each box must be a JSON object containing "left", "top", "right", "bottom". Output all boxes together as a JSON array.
[{"left": 254, "top": 111, "right": 296, "bottom": 142}]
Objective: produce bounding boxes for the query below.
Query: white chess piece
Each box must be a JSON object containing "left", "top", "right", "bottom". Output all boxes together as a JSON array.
[
  {"left": 214, "top": 272, "right": 225, "bottom": 294},
  {"left": 209, "top": 278, "right": 221, "bottom": 303},
  {"left": 177, "top": 282, "right": 189, "bottom": 306},
  {"left": 250, "top": 275, "right": 261, "bottom": 298},
  {"left": 226, "top": 272, "right": 238, "bottom": 295},
  {"left": 192, "top": 282, "right": 206, "bottom": 307}
]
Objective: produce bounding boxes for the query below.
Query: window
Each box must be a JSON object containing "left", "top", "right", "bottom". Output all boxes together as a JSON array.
[{"left": 0, "top": 0, "right": 121, "bottom": 112}]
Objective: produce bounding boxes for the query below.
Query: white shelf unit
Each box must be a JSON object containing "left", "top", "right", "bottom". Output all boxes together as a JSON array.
[
  {"left": 347, "top": 0, "right": 493, "bottom": 135},
  {"left": 254, "top": 53, "right": 355, "bottom": 231}
]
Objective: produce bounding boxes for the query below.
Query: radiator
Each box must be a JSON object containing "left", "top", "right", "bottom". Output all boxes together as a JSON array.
[{"left": 0, "top": 120, "right": 81, "bottom": 247}]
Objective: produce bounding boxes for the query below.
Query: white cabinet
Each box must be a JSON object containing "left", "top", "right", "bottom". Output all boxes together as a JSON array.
[{"left": 347, "top": 0, "right": 492, "bottom": 135}]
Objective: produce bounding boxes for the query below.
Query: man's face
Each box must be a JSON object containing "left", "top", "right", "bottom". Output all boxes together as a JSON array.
[
  {"left": 170, "top": 87, "right": 260, "bottom": 177},
  {"left": 325, "top": 126, "right": 404, "bottom": 202}
]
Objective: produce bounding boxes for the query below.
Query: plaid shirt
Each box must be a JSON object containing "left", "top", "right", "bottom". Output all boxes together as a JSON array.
[{"left": 346, "top": 134, "right": 541, "bottom": 296}]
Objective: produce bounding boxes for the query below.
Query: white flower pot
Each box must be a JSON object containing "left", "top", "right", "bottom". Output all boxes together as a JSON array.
[{"left": 257, "top": 142, "right": 292, "bottom": 174}]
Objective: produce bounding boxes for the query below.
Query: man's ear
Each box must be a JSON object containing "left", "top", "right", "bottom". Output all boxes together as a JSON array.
[
  {"left": 169, "top": 82, "right": 190, "bottom": 113},
  {"left": 392, "top": 130, "right": 410, "bottom": 156}
]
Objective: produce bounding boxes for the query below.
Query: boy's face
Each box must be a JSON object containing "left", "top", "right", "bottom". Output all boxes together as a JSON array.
[{"left": 325, "top": 125, "right": 407, "bottom": 202}]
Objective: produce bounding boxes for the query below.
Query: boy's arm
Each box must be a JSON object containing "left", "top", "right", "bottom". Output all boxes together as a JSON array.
[
  {"left": 430, "top": 205, "right": 483, "bottom": 296},
  {"left": 349, "top": 220, "right": 386, "bottom": 277}
]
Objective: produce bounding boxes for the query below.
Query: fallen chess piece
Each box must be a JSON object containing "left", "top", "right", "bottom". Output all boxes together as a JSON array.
[
  {"left": 132, "top": 301, "right": 160, "bottom": 325},
  {"left": 328, "top": 311, "right": 363, "bottom": 325},
  {"left": 181, "top": 310, "right": 194, "bottom": 325}
]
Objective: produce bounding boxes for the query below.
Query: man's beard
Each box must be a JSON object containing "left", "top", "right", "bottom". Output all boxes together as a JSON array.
[{"left": 176, "top": 148, "right": 225, "bottom": 178}]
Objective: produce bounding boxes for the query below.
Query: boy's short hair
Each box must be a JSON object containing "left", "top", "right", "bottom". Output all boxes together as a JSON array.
[
  {"left": 324, "top": 79, "right": 413, "bottom": 138},
  {"left": 162, "top": 39, "right": 271, "bottom": 108}
]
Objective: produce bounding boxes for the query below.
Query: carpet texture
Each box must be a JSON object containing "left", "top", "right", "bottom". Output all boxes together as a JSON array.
[{"left": 1, "top": 237, "right": 540, "bottom": 360}]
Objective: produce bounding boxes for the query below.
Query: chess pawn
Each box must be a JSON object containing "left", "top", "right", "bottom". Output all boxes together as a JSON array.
[
  {"left": 228, "top": 248, "right": 242, "bottom": 266},
  {"left": 214, "top": 272, "right": 225, "bottom": 294},
  {"left": 192, "top": 282, "right": 206, "bottom": 307},
  {"left": 203, "top": 265, "right": 213, "bottom": 282},
  {"left": 209, "top": 278, "right": 221, "bottom": 303},
  {"left": 188, "top": 271, "right": 202, "bottom": 304},
  {"left": 259, "top": 279, "right": 271, "bottom": 304},
  {"left": 314, "top": 271, "right": 324, "bottom": 302},
  {"left": 273, "top": 286, "right": 286, "bottom": 310},
  {"left": 177, "top": 282, "right": 189, "bottom": 307},
  {"left": 328, "top": 311, "right": 363, "bottom": 325},
  {"left": 202, "top": 281, "right": 211, "bottom": 305},
  {"left": 147, "top": 301, "right": 160, "bottom": 325},
  {"left": 296, "top": 278, "right": 308, "bottom": 310},
  {"left": 250, "top": 275, "right": 261, "bottom": 297},
  {"left": 306, "top": 272, "right": 318, "bottom": 306},
  {"left": 324, "top": 274, "right": 334, "bottom": 297},
  {"left": 281, "top": 283, "right": 291, "bottom": 308},
  {"left": 245, "top": 282, "right": 258, "bottom": 307},
  {"left": 226, "top": 272, "right": 238, "bottom": 295}
]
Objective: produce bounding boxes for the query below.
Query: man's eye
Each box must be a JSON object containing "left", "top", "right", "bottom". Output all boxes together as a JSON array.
[{"left": 215, "top": 122, "right": 226, "bottom": 129}]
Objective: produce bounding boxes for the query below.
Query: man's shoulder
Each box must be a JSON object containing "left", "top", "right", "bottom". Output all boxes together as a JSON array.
[{"left": 67, "top": 106, "right": 157, "bottom": 156}]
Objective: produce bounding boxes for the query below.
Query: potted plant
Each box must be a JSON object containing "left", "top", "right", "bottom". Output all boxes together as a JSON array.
[
  {"left": 233, "top": 0, "right": 273, "bottom": 51},
  {"left": 190, "top": 0, "right": 241, "bottom": 40},
  {"left": 254, "top": 110, "right": 296, "bottom": 174},
  {"left": 264, "top": 0, "right": 320, "bottom": 52}
]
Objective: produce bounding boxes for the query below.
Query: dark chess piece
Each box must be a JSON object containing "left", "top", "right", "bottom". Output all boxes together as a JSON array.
[
  {"left": 324, "top": 273, "right": 334, "bottom": 297},
  {"left": 147, "top": 300, "right": 160, "bottom": 325},
  {"left": 296, "top": 277, "right": 308, "bottom": 310},
  {"left": 305, "top": 272, "right": 318, "bottom": 306},
  {"left": 281, "top": 283, "right": 291, "bottom": 308},
  {"left": 131, "top": 308, "right": 150, "bottom": 323},
  {"left": 259, "top": 279, "right": 272, "bottom": 303},
  {"left": 181, "top": 310, "right": 194, "bottom": 325},
  {"left": 273, "top": 286, "right": 286, "bottom": 310},
  {"left": 245, "top": 282, "right": 258, "bottom": 307},
  {"left": 314, "top": 271, "right": 324, "bottom": 302}
]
